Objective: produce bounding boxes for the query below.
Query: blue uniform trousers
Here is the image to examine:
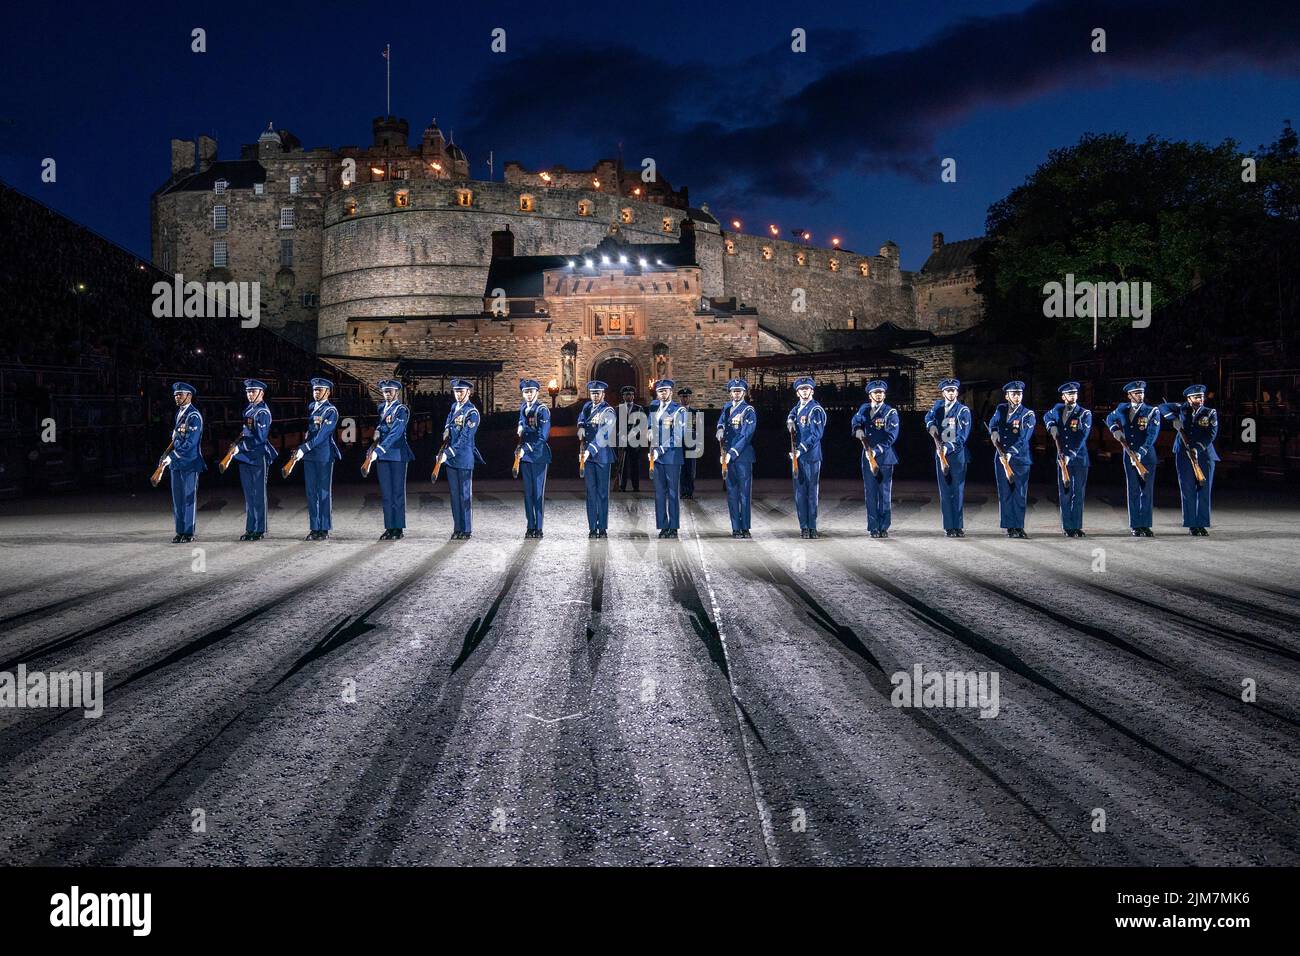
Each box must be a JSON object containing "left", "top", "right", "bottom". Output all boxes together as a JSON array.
[
  {"left": 170, "top": 469, "right": 199, "bottom": 536},
  {"left": 653, "top": 462, "right": 682, "bottom": 530},
  {"left": 304, "top": 460, "right": 334, "bottom": 532},
  {"left": 1175, "top": 454, "right": 1214, "bottom": 527},
  {"left": 521, "top": 460, "right": 547, "bottom": 532},
  {"left": 1055, "top": 463, "right": 1088, "bottom": 530},
  {"left": 793, "top": 458, "right": 821, "bottom": 530},
  {"left": 238, "top": 458, "right": 267, "bottom": 533},
  {"left": 1122, "top": 454, "right": 1156, "bottom": 528},
  {"left": 377, "top": 460, "right": 407, "bottom": 529},
  {"left": 681, "top": 456, "right": 696, "bottom": 497},
  {"left": 994, "top": 457, "right": 1031, "bottom": 528},
  {"left": 585, "top": 462, "right": 610, "bottom": 532},
  {"left": 935, "top": 456, "right": 967, "bottom": 530},
  {"left": 725, "top": 459, "right": 752, "bottom": 532},
  {"left": 447, "top": 466, "right": 473, "bottom": 534},
  {"left": 862, "top": 461, "right": 894, "bottom": 533}
]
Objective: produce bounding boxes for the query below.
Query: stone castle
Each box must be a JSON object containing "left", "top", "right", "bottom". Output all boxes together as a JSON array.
[{"left": 152, "top": 115, "right": 984, "bottom": 406}]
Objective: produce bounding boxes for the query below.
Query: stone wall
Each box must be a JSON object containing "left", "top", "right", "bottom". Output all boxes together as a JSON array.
[{"left": 914, "top": 268, "right": 983, "bottom": 333}]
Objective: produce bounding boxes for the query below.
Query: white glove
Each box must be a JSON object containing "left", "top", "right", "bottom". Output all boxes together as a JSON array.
[
  {"left": 159, "top": 456, "right": 171, "bottom": 470},
  {"left": 582, "top": 448, "right": 591, "bottom": 462},
  {"left": 577, "top": 427, "right": 586, "bottom": 440},
  {"left": 788, "top": 452, "right": 795, "bottom": 460},
  {"left": 786, "top": 420, "right": 796, "bottom": 433},
  {"left": 854, "top": 428, "right": 865, "bottom": 440},
  {"left": 442, "top": 429, "right": 450, "bottom": 440},
  {"left": 727, "top": 449, "right": 737, "bottom": 460},
  {"left": 715, "top": 431, "right": 724, "bottom": 442},
  {"left": 517, "top": 425, "right": 524, "bottom": 436},
  {"left": 437, "top": 452, "right": 447, "bottom": 465},
  {"left": 294, "top": 448, "right": 305, "bottom": 461}
]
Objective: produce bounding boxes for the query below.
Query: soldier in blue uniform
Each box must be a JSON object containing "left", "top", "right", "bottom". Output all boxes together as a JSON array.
[
  {"left": 517, "top": 378, "right": 552, "bottom": 538},
  {"left": 678, "top": 386, "right": 697, "bottom": 500},
  {"left": 1160, "top": 385, "right": 1219, "bottom": 536},
  {"left": 717, "top": 378, "right": 757, "bottom": 538},
  {"left": 988, "top": 380, "right": 1036, "bottom": 538},
  {"left": 924, "top": 378, "right": 972, "bottom": 537},
  {"left": 851, "top": 380, "right": 900, "bottom": 538},
  {"left": 368, "top": 378, "right": 414, "bottom": 540},
  {"left": 1043, "top": 381, "right": 1092, "bottom": 537},
  {"left": 158, "top": 381, "right": 206, "bottom": 543},
  {"left": 439, "top": 378, "right": 483, "bottom": 540},
  {"left": 233, "top": 378, "right": 275, "bottom": 541},
  {"left": 291, "top": 377, "right": 341, "bottom": 540},
  {"left": 648, "top": 379, "right": 688, "bottom": 539},
  {"left": 787, "top": 377, "right": 826, "bottom": 538},
  {"left": 578, "top": 380, "right": 615, "bottom": 538},
  {"left": 1104, "top": 380, "right": 1160, "bottom": 537}
]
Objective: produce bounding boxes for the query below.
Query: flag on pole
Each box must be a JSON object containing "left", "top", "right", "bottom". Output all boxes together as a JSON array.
[{"left": 382, "top": 45, "right": 389, "bottom": 59}]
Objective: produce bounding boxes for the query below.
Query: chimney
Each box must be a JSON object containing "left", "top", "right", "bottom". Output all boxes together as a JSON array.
[
  {"left": 170, "top": 138, "right": 196, "bottom": 177},
  {"left": 932, "top": 232, "right": 944, "bottom": 253},
  {"left": 491, "top": 227, "right": 515, "bottom": 258},
  {"left": 197, "top": 135, "right": 218, "bottom": 172}
]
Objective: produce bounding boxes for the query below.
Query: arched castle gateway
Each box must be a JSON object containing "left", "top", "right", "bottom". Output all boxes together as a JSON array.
[{"left": 152, "top": 115, "right": 986, "bottom": 396}]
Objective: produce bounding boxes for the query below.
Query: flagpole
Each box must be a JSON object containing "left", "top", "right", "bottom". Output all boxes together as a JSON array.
[{"left": 385, "top": 44, "right": 391, "bottom": 115}]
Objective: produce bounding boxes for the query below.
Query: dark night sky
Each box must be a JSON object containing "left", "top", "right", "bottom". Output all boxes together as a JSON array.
[{"left": 2, "top": 0, "right": 1298, "bottom": 270}]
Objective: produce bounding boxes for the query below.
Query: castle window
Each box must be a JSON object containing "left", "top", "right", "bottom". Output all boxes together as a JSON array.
[
  {"left": 761, "top": 246, "right": 773, "bottom": 261},
  {"left": 289, "top": 176, "right": 301, "bottom": 195},
  {"left": 213, "top": 240, "right": 228, "bottom": 267},
  {"left": 520, "top": 194, "right": 536, "bottom": 212},
  {"left": 254, "top": 183, "right": 265, "bottom": 196},
  {"left": 280, "top": 239, "right": 293, "bottom": 267},
  {"left": 214, "top": 179, "right": 228, "bottom": 195},
  {"left": 394, "top": 190, "right": 410, "bottom": 208},
  {"left": 661, "top": 217, "right": 674, "bottom": 234},
  {"left": 620, "top": 208, "right": 633, "bottom": 224},
  {"left": 393, "top": 167, "right": 409, "bottom": 180},
  {"left": 212, "top": 204, "right": 228, "bottom": 230},
  {"left": 858, "top": 261, "right": 870, "bottom": 277},
  {"left": 280, "top": 207, "right": 296, "bottom": 229},
  {"left": 301, "top": 292, "right": 318, "bottom": 307},
  {"left": 577, "top": 200, "right": 593, "bottom": 217},
  {"left": 456, "top": 189, "right": 473, "bottom": 207},
  {"left": 344, "top": 198, "right": 357, "bottom": 216},
  {"left": 725, "top": 239, "right": 736, "bottom": 255},
  {"left": 829, "top": 258, "right": 840, "bottom": 272},
  {"left": 795, "top": 251, "right": 807, "bottom": 266}
]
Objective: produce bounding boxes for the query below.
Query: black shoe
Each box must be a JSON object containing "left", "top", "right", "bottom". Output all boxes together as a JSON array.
[
  {"left": 657, "top": 530, "right": 666, "bottom": 539},
  {"left": 945, "top": 529, "right": 956, "bottom": 538},
  {"left": 240, "top": 532, "right": 254, "bottom": 541},
  {"left": 668, "top": 529, "right": 678, "bottom": 539},
  {"left": 731, "top": 530, "right": 741, "bottom": 538},
  {"left": 955, "top": 528, "right": 965, "bottom": 537},
  {"left": 1143, "top": 527, "right": 1155, "bottom": 537},
  {"left": 808, "top": 529, "right": 820, "bottom": 539},
  {"left": 393, "top": 529, "right": 403, "bottom": 539},
  {"left": 1075, "top": 530, "right": 1086, "bottom": 538},
  {"left": 800, "top": 529, "right": 809, "bottom": 539},
  {"left": 1007, "top": 529, "right": 1017, "bottom": 538},
  {"left": 319, "top": 531, "right": 330, "bottom": 540},
  {"left": 879, "top": 530, "right": 889, "bottom": 538},
  {"left": 379, "top": 529, "right": 392, "bottom": 541},
  {"left": 451, "top": 532, "right": 461, "bottom": 540},
  {"left": 524, "top": 530, "right": 534, "bottom": 539},
  {"left": 1131, "top": 528, "right": 1142, "bottom": 537},
  {"left": 589, "top": 530, "right": 598, "bottom": 539},
  {"left": 597, "top": 530, "right": 607, "bottom": 539},
  {"left": 742, "top": 530, "right": 752, "bottom": 539},
  {"left": 869, "top": 530, "right": 879, "bottom": 538},
  {"left": 250, "top": 532, "right": 264, "bottom": 541},
  {"left": 1189, "top": 527, "right": 1199, "bottom": 536},
  {"left": 1010, "top": 528, "right": 1027, "bottom": 539},
  {"left": 535, "top": 531, "right": 543, "bottom": 539},
  {"left": 181, "top": 534, "right": 194, "bottom": 543}
]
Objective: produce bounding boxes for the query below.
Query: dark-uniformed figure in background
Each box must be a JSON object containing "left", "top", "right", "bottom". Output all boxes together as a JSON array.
[
  {"left": 717, "top": 378, "right": 756, "bottom": 538},
  {"left": 851, "top": 379, "right": 900, "bottom": 538},
  {"left": 787, "top": 376, "right": 826, "bottom": 538},
  {"left": 1105, "top": 380, "right": 1160, "bottom": 537},
  {"left": 1161, "top": 384, "right": 1219, "bottom": 536},
  {"left": 579, "top": 380, "right": 615, "bottom": 538},
  {"left": 1043, "top": 381, "right": 1092, "bottom": 537},
  {"left": 371, "top": 378, "right": 414, "bottom": 540},
  {"left": 439, "top": 378, "right": 483, "bottom": 540},
  {"left": 924, "top": 378, "right": 971, "bottom": 537},
  {"left": 678, "top": 386, "right": 697, "bottom": 499},
  {"left": 159, "top": 381, "right": 206, "bottom": 543},
  {"left": 988, "top": 380, "right": 1036, "bottom": 538},
  {"left": 292, "top": 377, "right": 341, "bottom": 541},
  {"left": 614, "top": 385, "right": 644, "bottom": 492},
  {"left": 517, "top": 378, "right": 551, "bottom": 538},
  {"left": 648, "top": 379, "right": 687, "bottom": 538},
  {"left": 234, "top": 379, "right": 275, "bottom": 541}
]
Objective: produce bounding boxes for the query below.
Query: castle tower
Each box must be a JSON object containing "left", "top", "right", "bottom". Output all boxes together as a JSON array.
[{"left": 372, "top": 115, "right": 409, "bottom": 148}]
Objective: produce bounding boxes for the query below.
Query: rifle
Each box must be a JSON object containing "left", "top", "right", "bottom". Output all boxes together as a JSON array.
[
  {"left": 150, "top": 442, "right": 174, "bottom": 487},
  {"left": 1164, "top": 397, "right": 1206, "bottom": 485},
  {"left": 431, "top": 436, "right": 450, "bottom": 482},
  {"left": 1112, "top": 428, "right": 1149, "bottom": 480},
  {"left": 789, "top": 427, "right": 799, "bottom": 478},
  {"left": 1050, "top": 428, "right": 1070, "bottom": 488},
  {"left": 361, "top": 443, "right": 379, "bottom": 478},
  {"left": 281, "top": 453, "right": 300, "bottom": 479},
  {"left": 720, "top": 434, "right": 730, "bottom": 480},
  {"left": 990, "top": 432, "right": 1014, "bottom": 481},
  {"left": 218, "top": 442, "right": 240, "bottom": 474},
  {"left": 511, "top": 443, "right": 524, "bottom": 479},
  {"left": 859, "top": 435, "right": 879, "bottom": 477}
]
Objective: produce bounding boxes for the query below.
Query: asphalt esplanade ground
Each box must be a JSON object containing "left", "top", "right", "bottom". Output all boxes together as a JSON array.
[{"left": 1, "top": 480, "right": 1297, "bottom": 865}]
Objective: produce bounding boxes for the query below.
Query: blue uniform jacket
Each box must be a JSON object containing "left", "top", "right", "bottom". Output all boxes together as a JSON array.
[
  {"left": 648, "top": 399, "right": 689, "bottom": 466},
  {"left": 168, "top": 403, "right": 207, "bottom": 473},
  {"left": 301, "top": 400, "right": 342, "bottom": 462},
  {"left": 1160, "top": 402, "right": 1220, "bottom": 462},
  {"left": 233, "top": 401, "right": 276, "bottom": 465},
  {"left": 518, "top": 399, "right": 552, "bottom": 465},
  {"left": 787, "top": 400, "right": 827, "bottom": 464},
  {"left": 716, "top": 400, "right": 757, "bottom": 464},
  {"left": 1043, "top": 403, "right": 1092, "bottom": 466},
  {"left": 1104, "top": 402, "right": 1160, "bottom": 454},
  {"left": 373, "top": 400, "right": 415, "bottom": 462},
  {"left": 988, "top": 403, "right": 1036, "bottom": 464},
  {"left": 924, "top": 399, "right": 972, "bottom": 463},
  {"left": 850, "top": 401, "right": 900, "bottom": 466},
  {"left": 578, "top": 400, "right": 616, "bottom": 466},
  {"left": 444, "top": 401, "right": 484, "bottom": 469}
]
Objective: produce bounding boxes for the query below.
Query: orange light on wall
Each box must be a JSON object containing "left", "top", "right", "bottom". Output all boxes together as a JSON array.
[
  {"left": 831, "top": 237, "right": 841, "bottom": 247},
  {"left": 540, "top": 171, "right": 553, "bottom": 183},
  {"left": 768, "top": 224, "right": 778, "bottom": 236},
  {"left": 592, "top": 178, "right": 601, "bottom": 189},
  {"left": 801, "top": 231, "right": 811, "bottom": 241},
  {"left": 731, "top": 219, "right": 741, "bottom": 230},
  {"left": 633, "top": 187, "right": 642, "bottom": 196},
  {"left": 370, "top": 167, "right": 385, "bottom": 176},
  {"left": 429, "top": 161, "right": 442, "bottom": 171}
]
